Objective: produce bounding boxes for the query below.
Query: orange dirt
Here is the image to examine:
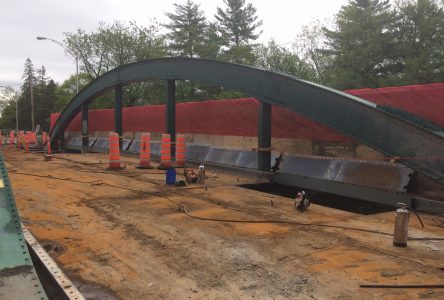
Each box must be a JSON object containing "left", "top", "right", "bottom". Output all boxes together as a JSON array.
[{"left": 4, "top": 148, "right": 444, "bottom": 299}]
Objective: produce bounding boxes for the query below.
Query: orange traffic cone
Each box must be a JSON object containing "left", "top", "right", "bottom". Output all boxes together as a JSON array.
[
  {"left": 136, "top": 133, "right": 153, "bottom": 169},
  {"left": 108, "top": 132, "right": 123, "bottom": 169},
  {"left": 157, "top": 134, "right": 172, "bottom": 170},
  {"left": 175, "top": 134, "right": 186, "bottom": 168}
]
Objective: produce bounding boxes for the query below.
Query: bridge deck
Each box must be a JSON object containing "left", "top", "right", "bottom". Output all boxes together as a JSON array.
[{"left": 5, "top": 148, "right": 444, "bottom": 299}]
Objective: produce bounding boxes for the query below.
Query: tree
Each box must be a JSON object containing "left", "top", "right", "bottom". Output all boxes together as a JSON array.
[
  {"left": 395, "top": 0, "right": 444, "bottom": 84},
  {"left": 15, "top": 59, "right": 58, "bottom": 131},
  {"left": 54, "top": 73, "right": 91, "bottom": 112},
  {"left": 0, "top": 86, "right": 18, "bottom": 129},
  {"left": 64, "top": 21, "right": 167, "bottom": 79},
  {"left": 63, "top": 21, "right": 169, "bottom": 107},
  {"left": 294, "top": 21, "right": 335, "bottom": 86},
  {"left": 215, "top": 0, "right": 263, "bottom": 47},
  {"left": 164, "top": 0, "right": 208, "bottom": 58},
  {"left": 17, "top": 58, "right": 36, "bottom": 130},
  {"left": 322, "top": 0, "right": 399, "bottom": 89},
  {"left": 255, "top": 40, "right": 316, "bottom": 80}
]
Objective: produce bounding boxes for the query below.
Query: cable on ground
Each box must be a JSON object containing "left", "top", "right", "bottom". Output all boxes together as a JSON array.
[{"left": 9, "top": 170, "right": 444, "bottom": 241}]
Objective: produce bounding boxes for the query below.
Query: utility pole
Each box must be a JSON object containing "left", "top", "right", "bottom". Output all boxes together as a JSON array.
[
  {"left": 15, "top": 98, "right": 18, "bottom": 132},
  {"left": 29, "top": 73, "right": 35, "bottom": 131}
]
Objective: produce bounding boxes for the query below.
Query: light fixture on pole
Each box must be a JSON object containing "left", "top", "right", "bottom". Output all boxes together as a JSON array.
[{"left": 36, "top": 36, "right": 79, "bottom": 94}]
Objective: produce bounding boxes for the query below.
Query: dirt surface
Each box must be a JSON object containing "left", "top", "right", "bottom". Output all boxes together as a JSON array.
[{"left": 4, "top": 148, "right": 444, "bottom": 299}]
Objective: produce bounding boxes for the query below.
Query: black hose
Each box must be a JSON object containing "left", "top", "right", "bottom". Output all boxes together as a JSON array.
[
  {"left": 9, "top": 170, "right": 444, "bottom": 241},
  {"left": 360, "top": 284, "right": 444, "bottom": 289}
]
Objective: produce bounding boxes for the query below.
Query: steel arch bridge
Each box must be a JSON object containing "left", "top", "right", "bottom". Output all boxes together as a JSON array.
[{"left": 50, "top": 58, "right": 444, "bottom": 184}]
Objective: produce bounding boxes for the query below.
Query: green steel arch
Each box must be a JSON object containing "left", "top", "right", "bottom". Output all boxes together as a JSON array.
[{"left": 50, "top": 58, "right": 444, "bottom": 184}]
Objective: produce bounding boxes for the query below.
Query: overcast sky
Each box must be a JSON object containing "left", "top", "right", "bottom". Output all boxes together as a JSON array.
[{"left": 0, "top": 0, "right": 347, "bottom": 90}]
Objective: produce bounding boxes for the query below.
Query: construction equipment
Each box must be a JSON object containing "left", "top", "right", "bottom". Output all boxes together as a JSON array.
[{"left": 295, "top": 191, "right": 310, "bottom": 212}]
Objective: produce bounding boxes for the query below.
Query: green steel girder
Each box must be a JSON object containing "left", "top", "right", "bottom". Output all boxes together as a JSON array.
[
  {"left": 258, "top": 101, "right": 272, "bottom": 172},
  {"left": 81, "top": 103, "right": 89, "bottom": 153},
  {"left": 114, "top": 84, "right": 123, "bottom": 149},
  {"left": 50, "top": 58, "right": 444, "bottom": 184},
  {"left": 166, "top": 79, "right": 176, "bottom": 157},
  {"left": 0, "top": 151, "right": 48, "bottom": 299}
]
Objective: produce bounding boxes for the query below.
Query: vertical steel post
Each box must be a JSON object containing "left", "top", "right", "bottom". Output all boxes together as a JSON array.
[
  {"left": 81, "top": 103, "right": 89, "bottom": 153},
  {"left": 114, "top": 84, "right": 123, "bottom": 149},
  {"left": 166, "top": 80, "right": 176, "bottom": 157},
  {"left": 258, "top": 101, "right": 272, "bottom": 172}
]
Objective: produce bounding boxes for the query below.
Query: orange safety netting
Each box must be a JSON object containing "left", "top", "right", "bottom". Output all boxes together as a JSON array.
[{"left": 50, "top": 83, "right": 444, "bottom": 142}]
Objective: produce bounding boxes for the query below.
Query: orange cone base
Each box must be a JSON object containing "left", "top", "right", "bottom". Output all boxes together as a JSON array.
[{"left": 43, "top": 154, "right": 53, "bottom": 161}]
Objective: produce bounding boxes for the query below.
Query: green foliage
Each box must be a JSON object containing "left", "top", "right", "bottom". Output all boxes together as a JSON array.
[
  {"left": 0, "top": 101, "right": 17, "bottom": 129},
  {"left": 64, "top": 21, "right": 169, "bottom": 105},
  {"left": 54, "top": 73, "right": 91, "bottom": 112},
  {"left": 64, "top": 21, "right": 168, "bottom": 79},
  {"left": 12, "top": 58, "right": 58, "bottom": 131},
  {"left": 322, "top": 0, "right": 399, "bottom": 89},
  {"left": 164, "top": 0, "right": 208, "bottom": 58},
  {"left": 215, "top": 0, "right": 263, "bottom": 47},
  {"left": 256, "top": 40, "right": 316, "bottom": 80},
  {"left": 294, "top": 21, "right": 335, "bottom": 85},
  {"left": 395, "top": 0, "right": 444, "bottom": 84},
  {"left": 0, "top": 86, "right": 18, "bottom": 129}
]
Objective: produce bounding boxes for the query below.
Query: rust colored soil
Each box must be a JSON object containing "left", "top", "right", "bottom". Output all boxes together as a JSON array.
[{"left": 4, "top": 148, "right": 444, "bottom": 300}]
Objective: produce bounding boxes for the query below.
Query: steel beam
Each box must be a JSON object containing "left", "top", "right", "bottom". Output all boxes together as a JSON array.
[
  {"left": 50, "top": 58, "right": 444, "bottom": 184},
  {"left": 81, "top": 103, "right": 89, "bottom": 153},
  {"left": 0, "top": 151, "right": 48, "bottom": 299},
  {"left": 114, "top": 84, "right": 123, "bottom": 149},
  {"left": 166, "top": 80, "right": 176, "bottom": 157},
  {"left": 258, "top": 101, "right": 272, "bottom": 172},
  {"left": 273, "top": 172, "right": 412, "bottom": 207}
]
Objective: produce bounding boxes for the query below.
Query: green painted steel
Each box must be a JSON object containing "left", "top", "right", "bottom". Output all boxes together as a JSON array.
[
  {"left": 0, "top": 150, "right": 48, "bottom": 299},
  {"left": 166, "top": 80, "right": 176, "bottom": 157},
  {"left": 258, "top": 101, "right": 271, "bottom": 172},
  {"left": 50, "top": 58, "right": 444, "bottom": 184},
  {"left": 114, "top": 84, "right": 123, "bottom": 149},
  {"left": 81, "top": 103, "right": 89, "bottom": 152}
]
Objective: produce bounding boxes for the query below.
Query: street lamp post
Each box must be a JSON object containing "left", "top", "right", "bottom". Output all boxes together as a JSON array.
[{"left": 36, "top": 36, "right": 79, "bottom": 94}]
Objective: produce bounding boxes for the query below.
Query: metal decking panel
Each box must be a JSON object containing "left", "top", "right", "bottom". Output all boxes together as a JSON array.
[
  {"left": 67, "top": 136, "right": 97, "bottom": 151},
  {"left": 90, "top": 138, "right": 109, "bottom": 153},
  {"left": 205, "top": 147, "right": 243, "bottom": 166},
  {"left": 236, "top": 150, "right": 258, "bottom": 169},
  {"left": 273, "top": 172, "right": 412, "bottom": 207},
  {"left": 278, "top": 155, "right": 413, "bottom": 192},
  {"left": 128, "top": 140, "right": 140, "bottom": 153},
  {"left": 0, "top": 151, "right": 48, "bottom": 299},
  {"left": 186, "top": 144, "right": 211, "bottom": 162},
  {"left": 151, "top": 141, "right": 161, "bottom": 157},
  {"left": 88, "top": 137, "right": 97, "bottom": 147},
  {"left": 122, "top": 139, "right": 132, "bottom": 151},
  {"left": 67, "top": 137, "right": 82, "bottom": 151}
]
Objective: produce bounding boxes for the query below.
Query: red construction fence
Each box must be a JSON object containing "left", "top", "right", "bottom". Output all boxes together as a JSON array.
[{"left": 50, "top": 83, "right": 444, "bottom": 142}]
